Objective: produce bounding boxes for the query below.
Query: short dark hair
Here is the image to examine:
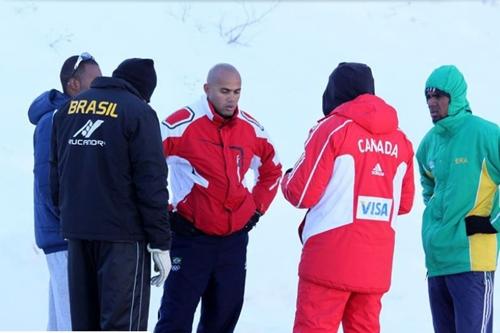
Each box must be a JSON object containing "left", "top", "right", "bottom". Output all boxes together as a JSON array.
[{"left": 59, "top": 54, "right": 99, "bottom": 94}]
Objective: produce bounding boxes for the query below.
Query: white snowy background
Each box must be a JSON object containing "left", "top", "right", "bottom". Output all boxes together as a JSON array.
[{"left": 1, "top": 1, "right": 500, "bottom": 332}]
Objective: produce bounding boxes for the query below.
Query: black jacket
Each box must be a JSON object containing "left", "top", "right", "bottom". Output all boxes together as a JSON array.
[{"left": 50, "top": 77, "right": 171, "bottom": 250}]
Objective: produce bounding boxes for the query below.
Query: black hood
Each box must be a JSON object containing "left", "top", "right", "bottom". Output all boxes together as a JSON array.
[
  {"left": 322, "top": 62, "right": 375, "bottom": 116},
  {"left": 112, "top": 58, "right": 157, "bottom": 103}
]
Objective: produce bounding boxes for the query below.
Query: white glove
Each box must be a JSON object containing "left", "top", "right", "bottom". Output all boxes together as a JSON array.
[{"left": 147, "top": 244, "right": 171, "bottom": 287}]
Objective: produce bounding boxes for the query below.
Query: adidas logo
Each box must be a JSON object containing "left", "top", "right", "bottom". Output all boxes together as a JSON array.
[
  {"left": 371, "top": 163, "right": 384, "bottom": 176},
  {"left": 73, "top": 119, "right": 104, "bottom": 138}
]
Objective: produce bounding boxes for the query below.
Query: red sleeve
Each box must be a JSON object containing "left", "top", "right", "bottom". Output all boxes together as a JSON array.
[
  {"left": 161, "top": 108, "right": 193, "bottom": 156},
  {"left": 281, "top": 118, "right": 351, "bottom": 208},
  {"left": 252, "top": 135, "right": 282, "bottom": 214}
]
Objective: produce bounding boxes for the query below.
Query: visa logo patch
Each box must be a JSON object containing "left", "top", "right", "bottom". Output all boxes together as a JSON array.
[{"left": 356, "top": 196, "right": 393, "bottom": 222}]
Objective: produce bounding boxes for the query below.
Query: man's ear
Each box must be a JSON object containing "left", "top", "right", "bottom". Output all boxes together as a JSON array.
[{"left": 203, "top": 83, "right": 209, "bottom": 94}]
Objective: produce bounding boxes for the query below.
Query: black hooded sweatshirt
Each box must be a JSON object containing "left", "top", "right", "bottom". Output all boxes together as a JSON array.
[{"left": 50, "top": 77, "right": 171, "bottom": 250}]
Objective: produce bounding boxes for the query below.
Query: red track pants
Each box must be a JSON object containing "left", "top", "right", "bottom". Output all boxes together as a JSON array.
[{"left": 294, "top": 278, "right": 384, "bottom": 333}]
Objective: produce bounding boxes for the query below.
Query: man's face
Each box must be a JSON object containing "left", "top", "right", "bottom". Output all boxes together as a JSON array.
[
  {"left": 77, "top": 63, "right": 102, "bottom": 92},
  {"left": 426, "top": 90, "right": 450, "bottom": 123},
  {"left": 204, "top": 71, "right": 241, "bottom": 117}
]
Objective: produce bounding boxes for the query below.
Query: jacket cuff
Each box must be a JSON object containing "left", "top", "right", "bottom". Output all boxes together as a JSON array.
[{"left": 465, "top": 215, "right": 496, "bottom": 236}]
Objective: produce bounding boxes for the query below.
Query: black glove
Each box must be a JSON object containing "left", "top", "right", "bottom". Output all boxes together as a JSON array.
[
  {"left": 465, "top": 215, "right": 497, "bottom": 236},
  {"left": 242, "top": 211, "right": 262, "bottom": 232}
]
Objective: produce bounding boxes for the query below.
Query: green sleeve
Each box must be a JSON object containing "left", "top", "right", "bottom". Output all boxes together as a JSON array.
[
  {"left": 416, "top": 139, "right": 435, "bottom": 205},
  {"left": 485, "top": 124, "right": 500, "bottom": 184},
  {"left": 488, "top": 124, "right": 500, "bottom": 228}
]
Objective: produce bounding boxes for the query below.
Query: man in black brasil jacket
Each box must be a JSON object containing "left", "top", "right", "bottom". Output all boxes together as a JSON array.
[{"left": 50, "top": 58, "right": 171, "bottom": 330}]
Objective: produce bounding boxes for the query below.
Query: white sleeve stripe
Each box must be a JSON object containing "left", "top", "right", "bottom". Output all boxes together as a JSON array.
[
  {"left": 304, "top": 120, "right": 327, "bottom": 147},
  {"left": 269, "top": 176, "right": 281, "bottom": 191},
  {"left": 295, "top": 120, "right": 352, "bottom": 207},
  {"left": 286, "top": 153, "right": 305, "bottom": 185}
]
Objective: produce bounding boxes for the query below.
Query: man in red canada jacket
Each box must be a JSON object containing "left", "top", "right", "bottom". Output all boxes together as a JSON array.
[
  {"left": 155, "top": 63, "right": 282, "bottom": 333},
  {"left": 282, "top": 62, "right": 415, "bottom": 333}
]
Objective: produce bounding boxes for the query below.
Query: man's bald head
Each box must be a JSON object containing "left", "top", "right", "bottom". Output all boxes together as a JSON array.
[
  {"left": 204, "top": 63, "right": 242, "bottom": 118},
  {"left": 206, "top": 63, "right": 241, "bottom": 85}
]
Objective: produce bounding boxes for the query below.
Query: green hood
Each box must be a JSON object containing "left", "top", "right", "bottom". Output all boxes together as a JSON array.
[{"left": 425, "top": 65, "right": 471, "bottom": 117}]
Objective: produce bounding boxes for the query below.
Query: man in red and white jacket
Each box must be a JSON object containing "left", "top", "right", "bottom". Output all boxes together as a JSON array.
[
  {"left": 154, "top": 63, "right": 282, "bottom": 333},
  {"left": 282, "top": 62, "right": 414, "bottom": 333}
]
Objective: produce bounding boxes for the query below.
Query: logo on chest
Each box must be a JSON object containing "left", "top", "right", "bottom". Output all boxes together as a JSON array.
[{"left": 454, "top": 157, "right": 468, "bottom": 164}]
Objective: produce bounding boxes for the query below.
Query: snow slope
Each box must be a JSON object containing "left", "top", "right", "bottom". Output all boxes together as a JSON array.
[{"left": 1, "top": 1, "right": 499, "bottom": 331}]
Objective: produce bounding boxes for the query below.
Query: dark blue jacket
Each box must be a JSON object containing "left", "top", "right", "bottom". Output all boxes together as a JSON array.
[
  {"left": 28, "top": 89, "right": 70, "bottom": 254},
  {"left": 50, "top": 77, "right": 171, "bottom": 250}
]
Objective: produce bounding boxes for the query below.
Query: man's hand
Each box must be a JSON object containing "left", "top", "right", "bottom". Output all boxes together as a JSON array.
[
  {"left": 242, "top": 211, "right": 262, "bottom": 232},
  {"left": 147, "top": 244, "right": 171, "bottom": 287}
]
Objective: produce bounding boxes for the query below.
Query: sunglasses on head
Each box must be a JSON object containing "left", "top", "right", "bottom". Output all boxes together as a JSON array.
[
  {"left": 70, "top": 52, "right": 94, "bottom": 77},
  {"left": 425, "top": 87, "right": 450, "bottom": 100}
]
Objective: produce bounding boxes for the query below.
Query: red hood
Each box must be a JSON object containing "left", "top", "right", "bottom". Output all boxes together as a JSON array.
[{"left": 331, "top": 94, "right": 398, "bottom": 134}]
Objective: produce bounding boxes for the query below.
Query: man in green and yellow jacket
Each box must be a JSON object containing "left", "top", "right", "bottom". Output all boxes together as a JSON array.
[{"left": 417, "top": 65, "right": 500, "bottom": 333}]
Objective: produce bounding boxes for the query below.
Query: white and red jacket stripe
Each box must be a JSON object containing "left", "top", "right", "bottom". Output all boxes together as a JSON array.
[
  {"left": 282, "top": 94, "right": 414, "bottom": 293},
  {"left": 161, "top": 97, "right": 282, "bottom": 236}
]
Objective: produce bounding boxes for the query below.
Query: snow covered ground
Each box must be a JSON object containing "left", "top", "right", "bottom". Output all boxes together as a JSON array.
[{"left": 1, "top": 1, "right": 499, "bottom": 331}]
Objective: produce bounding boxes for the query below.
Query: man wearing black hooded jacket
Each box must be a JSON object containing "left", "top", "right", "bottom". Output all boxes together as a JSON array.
[{"left": 50, "top": 58, "right": 171, "bottom": 330}]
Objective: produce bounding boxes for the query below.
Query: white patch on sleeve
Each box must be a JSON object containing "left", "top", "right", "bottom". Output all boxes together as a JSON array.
[
  {"left": 302, "top": 155, "right": 355, "bottom": 244},
  {"left": 391, "top": 161, "right": 407, "bottom": 221},
  {"left": 167, "top": 155, "right": 209, "bottom": 208}
]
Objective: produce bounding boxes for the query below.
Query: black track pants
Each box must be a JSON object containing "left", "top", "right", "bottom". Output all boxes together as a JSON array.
[{"left": 68, "top": 239, "right": 151, "bottom": 330}]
